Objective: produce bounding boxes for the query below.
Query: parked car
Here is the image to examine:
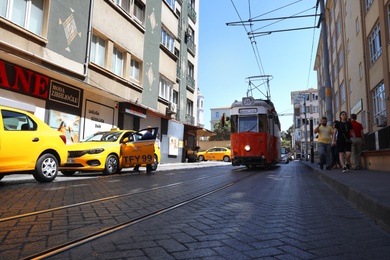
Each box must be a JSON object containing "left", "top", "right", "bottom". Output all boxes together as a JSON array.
[
  {"left": 60, "top": 127, "right": 160, "bottom": 175},
  {"left": 197, "top": 147, "right": 231, "bottom": 162},
  {"left": 0, "top": 105, "right": 68, "bottom": 182}
]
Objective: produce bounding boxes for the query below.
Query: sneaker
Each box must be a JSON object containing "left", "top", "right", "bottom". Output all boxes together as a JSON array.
[
  {"left": 346, "top": 164, "right": 351, "bottom": 170},
  {"left": 342, "top": 167, "right": 348, "bottom": 173},
  {"left": 326, "top": 166, "right": 331, "bottom": 170}
]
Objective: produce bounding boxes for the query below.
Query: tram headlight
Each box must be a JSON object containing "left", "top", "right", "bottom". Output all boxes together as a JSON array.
[{"left": 244, "top": 145, "right": 251, "bottom": 151}]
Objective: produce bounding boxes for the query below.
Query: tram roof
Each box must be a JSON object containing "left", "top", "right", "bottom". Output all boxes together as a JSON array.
[{"left": 231, "top": 97, "right": 276, "bottom": 110}]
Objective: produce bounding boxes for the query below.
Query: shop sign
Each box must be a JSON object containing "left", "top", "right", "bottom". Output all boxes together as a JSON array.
[
  {"left": 49, "top": 80, "right": 81, "bottom": 108},
  {"left": 0, "top": 59, "right": 49, "bottom": 100},
  {"left": 84, "top": 100, "right": 115, "bottom": 138}
]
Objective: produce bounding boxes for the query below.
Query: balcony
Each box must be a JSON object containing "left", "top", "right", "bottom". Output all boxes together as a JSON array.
[
  {"left": 188, "top": 4, "right": 197, "bottom": 23},
  {"left": 185, "top": 114, "right": 195, "bottom": 125},
  {"left": 187, "top": 37, "right": 196, "bottom": 56},
  {"left": 186, "top": 75, "right": 195, "bottom": 92}
]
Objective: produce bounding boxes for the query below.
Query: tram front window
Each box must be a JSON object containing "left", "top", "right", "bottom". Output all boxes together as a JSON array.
[{"left": 239, "top": 117, "right": 257, "bottom": 132}]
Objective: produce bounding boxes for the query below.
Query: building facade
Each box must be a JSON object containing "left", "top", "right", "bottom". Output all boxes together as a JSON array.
[
  {"left": 314, "top": 0, "right": 390, "bottom": 171},
  {"left": 291, "top": 89, "right": 320, "bottom": 159},
  {"left": 0, "top": 0, "right": 201, "bottom": 164},
  {"left": 210, "top": 107, "right": 230, "bottom": 131}
]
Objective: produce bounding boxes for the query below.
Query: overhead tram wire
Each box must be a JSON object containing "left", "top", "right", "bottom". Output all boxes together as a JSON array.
[
  {"left": 306, "top": 3, "right": 320, "bottom": 90},
  {"left": 229, "top": 0, "right": 269, "bottom": 98}
]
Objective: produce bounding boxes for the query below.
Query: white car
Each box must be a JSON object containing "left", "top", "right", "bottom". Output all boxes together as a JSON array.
[{"left": 280, "top": 153, "right": 290, "bottom": 164}]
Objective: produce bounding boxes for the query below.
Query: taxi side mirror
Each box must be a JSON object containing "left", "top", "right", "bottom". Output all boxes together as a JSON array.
[{"left": 122, "top": 137, "right": 129, "bottom": 143}]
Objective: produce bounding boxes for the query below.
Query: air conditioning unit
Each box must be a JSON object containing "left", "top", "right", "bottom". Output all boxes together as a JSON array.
[
  {"left": 375, "top": 115, "right": 387, "bottom": 127},
  {"left": 168, "top": 102, "right": 177, "bottom": 114}
]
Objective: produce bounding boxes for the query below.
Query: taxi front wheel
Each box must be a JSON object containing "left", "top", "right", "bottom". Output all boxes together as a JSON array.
[
  {"left": 103, "top": 154, "right": 119, "bottom": 175},
  {"left": 33, "top": 153, "right": 58, "bottom": 182}
]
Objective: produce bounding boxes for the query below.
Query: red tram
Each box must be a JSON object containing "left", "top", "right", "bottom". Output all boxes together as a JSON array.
[{"left": 230, "top": 96, "right": 281, "bottom": 168}]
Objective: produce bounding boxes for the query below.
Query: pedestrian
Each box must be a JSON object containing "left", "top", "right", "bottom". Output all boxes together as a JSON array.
[
  {"left": 314, "top": 116, "right": 333, "bottom": 170},
  {"left": 331, "top": 111, "right": 353, "bottom": 173},
  {"left": 350, "top": 113, "right": 365, "bottom": 170},
  {"left": 331, "top": 120, "right": 341, "bottom": 169},
  {"left": 134, "top": 127, "right": 154, "bottom": 174}
]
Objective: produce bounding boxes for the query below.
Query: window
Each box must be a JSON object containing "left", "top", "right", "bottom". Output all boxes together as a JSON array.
[
  {"left": 186, "top": 99, "right": 193, "bottom": 116},
  {"left": 188, "top": 62, "right": 194, "bottom": 78},
  {"left": 366, "top": 0, "right": 373, "bottom": 12},
  {"left": 164, "top": 0, "right": 175, "bottom": 10},
  {"left": 369, "top": 23, "right": 382, "bottom": 64},
  {"left": 133, "top": 0, "right": 145, "bottom": 25},
  {"left": 356, "top": 17, "right": 360, "bottom": 34},
  {"left": 2, "top": 110, "right": 37, "bottom": 131},
  {"left": 340, "top": 81, "right": 346, "bottom": 104},
  {"left": 215, "top": 112, "right": 220, "bottom": 119},
  {"left": 372, "top": 83, "right": 386, "bottom": 119},
  {"left": 336, "top": 17, "right": 341, "bottom": 38},
  {"left": 130, "top": 58, "right": 140, "bottom": 81},
  {"left": 159, "top": 76, "right": 173, "bottom": 101},
  {"left": 161, "top": 28, "right": 175, "bottom": 53},
  {"left": 91, "top": 35, "right": 106, "bottom": 67},
  {"left": 112, "top": 47, "right": 123, "bottom": 76},
  {"left": 0, "top": 0, "right": 44, "bottom": 35},
  {"left": 359, "top": 63, "right": 363, "bottom": 79},
  {"left": 114, "top": 0, "right": 130, "bottom": 13},
  {"left": 338, "top": 49, "right": 343, "bottom": 70},
  {"left": 335, "top": 92, "right": 339, "bottom": 112}
]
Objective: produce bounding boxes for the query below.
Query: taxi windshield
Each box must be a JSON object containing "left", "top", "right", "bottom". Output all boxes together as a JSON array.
[{"left": 82, "top": 131, "right": 122, "bottom": 142}]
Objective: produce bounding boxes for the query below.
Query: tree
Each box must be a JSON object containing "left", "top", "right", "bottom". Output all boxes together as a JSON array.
[
  {"left": 281, "top": 124, "right": 293, "bottom": 151},
  {"left": 209, "top": 120, "right": 231, "bottom": 141}
]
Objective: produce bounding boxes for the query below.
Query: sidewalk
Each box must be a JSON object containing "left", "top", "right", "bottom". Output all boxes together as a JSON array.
[{"left": 300, "top": 160, "right": 390, "bottom": 233}]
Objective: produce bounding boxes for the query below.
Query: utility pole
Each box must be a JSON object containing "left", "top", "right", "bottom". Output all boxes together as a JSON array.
[
  {"left": 319, "top": 0, "right": 333, "bottom": 123},
  {"left": 303, "top": 96, "right": 308, "bottom": 161}
]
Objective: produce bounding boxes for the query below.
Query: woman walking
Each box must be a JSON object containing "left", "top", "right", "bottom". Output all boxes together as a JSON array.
[{"left": 331, "top": 111, "right": 353, "bottom": 173}]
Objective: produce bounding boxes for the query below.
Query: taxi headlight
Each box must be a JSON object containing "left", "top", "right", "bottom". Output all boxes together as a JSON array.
[
  {"left": 244, "top": 145, "right": 251, "bottom": 151},
  {"left": 84, "top": 148, "right": 105, "bottom": 155}
]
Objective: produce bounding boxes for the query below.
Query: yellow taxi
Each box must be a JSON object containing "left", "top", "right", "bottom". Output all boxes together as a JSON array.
[
  {"left": 197, "top": 147, "right": 231, "bottom": 162},
  {"left": 60, "top": 127, "right": 160, "bottom": 175},
  {"left": 0, "top": 105, "right": 68, "bottom": 182}
]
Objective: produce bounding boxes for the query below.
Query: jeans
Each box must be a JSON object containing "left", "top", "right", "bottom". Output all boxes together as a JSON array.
[
  {"left": 318, "top": 142, "right": 332, "bottom": 167},
  {"left": 351, "top": 137, "right": 363, "bottom": 169}
]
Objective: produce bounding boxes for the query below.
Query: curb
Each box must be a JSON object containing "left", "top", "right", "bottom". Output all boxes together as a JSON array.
[{"left": 302, "top": 162, "right": 390, "bottom": 233}]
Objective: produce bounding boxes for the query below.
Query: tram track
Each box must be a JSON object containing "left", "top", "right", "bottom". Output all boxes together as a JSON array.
[
  {"left": 19, "top": 170, "right": 254, "bottom": 260},
  {"left": 0, "top": 171, "right": 236, "bottom": 223},
  {"left": 0, "top": 169, "right": 253, "bottom": 259}
]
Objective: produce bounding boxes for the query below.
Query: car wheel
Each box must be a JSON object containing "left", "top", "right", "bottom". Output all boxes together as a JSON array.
[
  {"left": 223, "top": 156, "right": 230, "bottom": 162},
  {"left": 61, "top": 170, "right": 76, "bottom": 176},
  {"left": 103, "top": 154, "right": 119, "bottom": 175},
  {"left": 33, "top": 153, "right": 58, "bottom": 182},
  {"left": 151, "top": 154, "right": 158, "bottom": 171},
  {"left": 198, "top": 155, "right": 205, "bottom": 161}
]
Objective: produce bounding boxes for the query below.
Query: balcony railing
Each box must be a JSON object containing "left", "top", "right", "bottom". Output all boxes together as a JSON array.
[
  {"left": 188, "top": 4, "right": 197, "bottom": 23},
  {"left": 185, "top": 114, "right": 195, "bottom": 125},
  {"left": 187, "top": 37, "right": 196, "bottom": 55},
  {"left": 186, "top": 75, "right": 195, "bottom": 91}
]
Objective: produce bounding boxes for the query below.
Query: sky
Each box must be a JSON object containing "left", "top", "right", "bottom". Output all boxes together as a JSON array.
[{"left": 198, "top": 0, "right": 321, "bottom": 132}]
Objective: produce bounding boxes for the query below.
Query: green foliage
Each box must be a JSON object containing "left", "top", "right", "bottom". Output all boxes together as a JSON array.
[
  {"left": 210, "top": 120, "right": 231, "bottom": 141},
  {"left": 281, "top": 124, "right": 293, "bottom": 151}
]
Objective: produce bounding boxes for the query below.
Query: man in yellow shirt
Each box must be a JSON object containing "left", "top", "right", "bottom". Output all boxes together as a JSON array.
[{"left": 314, "top": 116, "right": 333, "bottom": 170}]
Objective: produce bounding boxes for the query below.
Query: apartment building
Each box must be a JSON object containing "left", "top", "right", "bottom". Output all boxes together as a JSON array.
[
  {"left": 291, "top": 89, "right": 320, "bottom": 159},
  {"left": 0, "top": 0, "right": 201, "bottom": 164},
  {"left": 210, "top": 107, "right": 230, "bottom": 131},
  {"left": 314, "top": 0, "right": 390, "bottom": 171}
]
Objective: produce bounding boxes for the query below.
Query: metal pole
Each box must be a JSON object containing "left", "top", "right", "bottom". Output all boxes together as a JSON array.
[
  {"left": 304, "top": 98, "right": 308, "bottom": 161},
  {"left": 319, "top": 0, "right": 333, "bottom": 123},
  {"left": 310, "top": 119, "right": 314, "bottom": 163}
]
